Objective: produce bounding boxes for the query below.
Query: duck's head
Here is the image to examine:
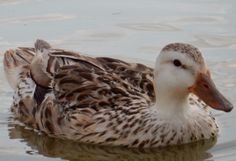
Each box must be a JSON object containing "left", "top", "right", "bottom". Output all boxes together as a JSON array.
[{"left": 154, "top": 43, "right": 233, "bottom": 112}]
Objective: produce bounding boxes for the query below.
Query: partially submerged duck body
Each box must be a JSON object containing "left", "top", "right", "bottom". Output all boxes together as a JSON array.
[{"left": 3, "top": 40, "right": 233, "bottom": 148}]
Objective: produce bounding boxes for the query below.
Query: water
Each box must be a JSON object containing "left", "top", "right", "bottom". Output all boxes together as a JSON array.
[{"left": 0, "top": 0, "right": 236, "bottom": 160}]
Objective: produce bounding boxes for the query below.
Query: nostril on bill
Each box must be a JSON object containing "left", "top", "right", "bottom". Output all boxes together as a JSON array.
[{"left": 203, "top": 83, "right": 209, "bottom": 89}]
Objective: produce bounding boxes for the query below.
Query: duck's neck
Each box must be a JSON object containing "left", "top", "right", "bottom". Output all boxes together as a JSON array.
[{"left": 153, "top": 79, "right": 190, "bottom": 116}]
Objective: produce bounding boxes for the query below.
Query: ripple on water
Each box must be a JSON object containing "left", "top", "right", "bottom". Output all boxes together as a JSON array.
[
  {"left": 191, "top": 34, "right": 236, "bottom": 48},
  {"left": 210, "top": 140, "right": 236, "bottom": 161},
  {"left": 0, "top": 0, "right": 28, "bottom": 6},
  {"left": 211, "top": 60, "right": 236, "bottom": 92},
  {"left": 117, "top": 23, "right": 180, "bottom": 32},
  {"left": 0, "top": 14, "right": 76, "bottom": 25},
  {"left": 72, "top": 30, "right": 126, "bottom": 41},
  {"left": 172, "top": 16, "right": 225, "bottom": 25}
]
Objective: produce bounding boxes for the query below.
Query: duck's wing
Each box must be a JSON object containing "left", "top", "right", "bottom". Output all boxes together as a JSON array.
[
  {"left": 53, "top": 64, "right": 153, "bottom": 112},
  {"left": 50, "top": 56, "right": 155, "bottom": 102},
  {"left": 50, "top": 54, "right": 155, "bottom": 102},
  {"left": 31, "top": 40, "right": 106, "bottom": 88},
  {"left": 96, "top": 57, "right": 155, "bottom": 101},
  {"left": 31, "top": 39, "right": 155, "bottom": 101},
  {"left": 27, "top": 39, "right": 154, "bottom": 105},
  {"left": 48, "top": 50, "right": 105, "bottom": 71}
]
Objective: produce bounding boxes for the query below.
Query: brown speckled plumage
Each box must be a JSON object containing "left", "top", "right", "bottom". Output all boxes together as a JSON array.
[{"left": 3, "top": 40, "right": 221, "bottom": 148}]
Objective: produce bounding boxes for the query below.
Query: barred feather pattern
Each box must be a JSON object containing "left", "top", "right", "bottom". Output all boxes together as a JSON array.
[{"left": 34, "top": 48, "right": 155, "bottom": 100}]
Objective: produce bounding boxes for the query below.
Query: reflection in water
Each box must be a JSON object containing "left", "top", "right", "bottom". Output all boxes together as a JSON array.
[{"left": 8, "top": 124, "right": 216, "bottom": 161}]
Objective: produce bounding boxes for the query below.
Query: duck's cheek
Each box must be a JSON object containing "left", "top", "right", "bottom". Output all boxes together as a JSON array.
[
  {"left": 173, "top": 70, "right": 195, "bottom": 89},
  {"left": 188, "top": 73, "right": 233, "bottom": 112}
]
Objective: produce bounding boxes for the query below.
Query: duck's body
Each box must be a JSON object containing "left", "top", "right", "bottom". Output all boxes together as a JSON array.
[{"left": 3, "top": 40, "right": 233, "bottom": 148}]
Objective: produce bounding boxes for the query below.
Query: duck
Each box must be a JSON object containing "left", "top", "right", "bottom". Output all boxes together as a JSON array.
[{"left": 3, "top": 39, "right": 233, "bottom": 148}]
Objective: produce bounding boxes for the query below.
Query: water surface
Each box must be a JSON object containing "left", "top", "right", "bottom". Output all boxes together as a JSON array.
[{"left": 0, "top": 0, "right": 236, "bottom": 161}]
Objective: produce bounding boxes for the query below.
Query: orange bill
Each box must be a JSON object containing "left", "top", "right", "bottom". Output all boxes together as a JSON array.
[{"left": 188, "top": 73, "right": 233, "bottom": 112}]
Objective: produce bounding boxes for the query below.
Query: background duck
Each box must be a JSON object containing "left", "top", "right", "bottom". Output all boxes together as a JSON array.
[{"left": 3, "top": 40, "right": 233, "bottom": 148}]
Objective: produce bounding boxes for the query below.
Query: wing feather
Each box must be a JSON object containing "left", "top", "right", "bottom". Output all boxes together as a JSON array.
[{"left": 53, "top": 65, "right": 153, "bottom": 112}]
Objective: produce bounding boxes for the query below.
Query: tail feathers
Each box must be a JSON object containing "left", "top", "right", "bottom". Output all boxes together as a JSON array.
[{"left": 3, "top": 49, "right": 35, "bottom": 89}]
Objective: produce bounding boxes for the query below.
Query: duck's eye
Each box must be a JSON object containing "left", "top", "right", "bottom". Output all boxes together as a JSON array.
[{"left": 173, "top": 59, "right": 182, "bottom": 67}]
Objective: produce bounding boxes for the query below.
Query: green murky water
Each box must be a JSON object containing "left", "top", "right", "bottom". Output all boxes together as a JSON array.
[{"left": 0, "top": 0, "right": 236, "bottom": 160}]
